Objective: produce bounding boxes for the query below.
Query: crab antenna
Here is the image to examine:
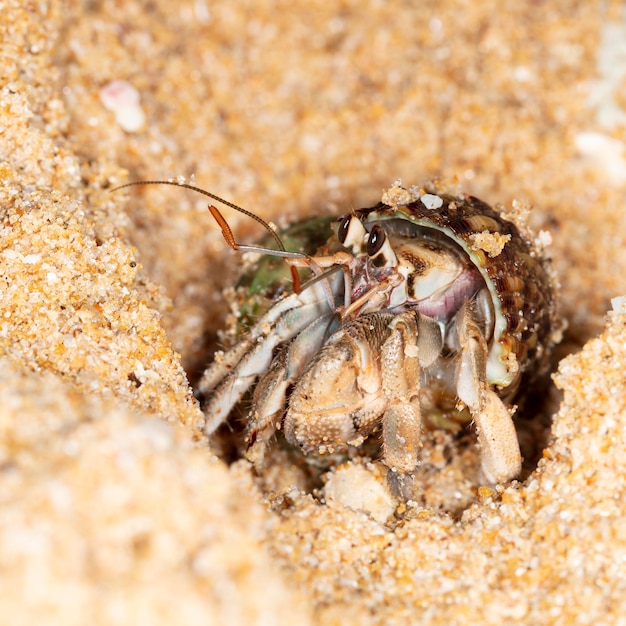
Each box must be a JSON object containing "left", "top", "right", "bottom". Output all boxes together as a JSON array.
[
  {"left": 112, "top": 179, "right": 302, "bottom": 293},
  {"left": 207, "top": 203, "right": 301, "bottom": 293},
  {"left": 112, "top": 180, "right": 288, "bottom": 250},
  {"left": 207, "top": 204, "right": 239, "bottom": 250}
]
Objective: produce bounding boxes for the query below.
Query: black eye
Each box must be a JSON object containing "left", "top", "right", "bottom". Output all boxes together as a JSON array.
[
  {"left": 366, "top": 225, "right": 386, "bottom": 256},
  {"left": 338, "top": 215, "right": 352, "bottom": 244}
]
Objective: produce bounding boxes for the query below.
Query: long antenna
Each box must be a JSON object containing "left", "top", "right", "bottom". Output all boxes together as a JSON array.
[
  {"left": 111, "top": 179, "right": 303, "bottom": 291},
  {"left": 112, "top": 180, "right": 288, "bottom": 252}
]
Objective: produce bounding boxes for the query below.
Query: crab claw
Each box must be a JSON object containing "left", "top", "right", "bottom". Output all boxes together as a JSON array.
[
  {"left": 473, "top": 389, "right": 522, "bottom": 484},
  {"left": 455, "top": 303, "right": 522, "bottom": 483},
  {"left": 283, "top": 310, "right": 443, "bottom": 475}
]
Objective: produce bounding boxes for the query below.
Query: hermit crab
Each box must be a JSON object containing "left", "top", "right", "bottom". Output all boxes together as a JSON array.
[{"left": 117, "top": 180, "right": 558, "bottom": 486}]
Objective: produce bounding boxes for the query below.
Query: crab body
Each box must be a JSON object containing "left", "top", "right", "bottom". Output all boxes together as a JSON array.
[{"left": 198, "top": 185, "right": 558, "bottom": 485}]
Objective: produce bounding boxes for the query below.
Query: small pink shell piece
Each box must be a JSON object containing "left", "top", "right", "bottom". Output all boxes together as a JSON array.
[{"left": 99, "top": 80, "right": 146, "bottom": 133}]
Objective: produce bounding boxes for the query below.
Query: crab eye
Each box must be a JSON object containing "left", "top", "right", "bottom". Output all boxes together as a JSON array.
[
  {"left": 337, "top": 215, "right": 367, "bottom": 252},
  {"left": 338, "top": 215, "right": 352, "bottom": 244},
  {"left": 366, "top": 225, "right": 387, "bottom": 256}
]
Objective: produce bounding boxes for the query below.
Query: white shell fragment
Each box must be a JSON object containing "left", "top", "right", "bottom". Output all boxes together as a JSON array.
[
  {"left": 324, "top": 464, "right": 396, "bottom": 524},
  {"left": 611, "top": 296, "right": 626, "bottom": 313},
  {"left": 420, "top": 193, "right": 444, "bottom": 210},
  {"left": 99, "top": 80, "right": 146, "bottom": 133}
]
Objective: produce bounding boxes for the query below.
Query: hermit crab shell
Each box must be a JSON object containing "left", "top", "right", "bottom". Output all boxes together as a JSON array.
[{"left": 357, "top": 194, "right": 558, "bottom": 392}]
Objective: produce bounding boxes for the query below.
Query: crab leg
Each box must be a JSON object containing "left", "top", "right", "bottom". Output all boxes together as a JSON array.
[
  {"left": 199, "top": 272, "right": 343, "bottom": 433},
  {"left": 246, "top": 311, "right": 341, "bottom": 467},
  {"left": 454, "top": 302, "right": 522, "bottom": 483},
  {"left": 380, "top": 313, "right": 423, "bottom": 473},
  {"left": 245, "top": 347, "right": 290, "bottom": 467},
  {"left": 381, "top": 311, "right": 442, "bottom": 473}
]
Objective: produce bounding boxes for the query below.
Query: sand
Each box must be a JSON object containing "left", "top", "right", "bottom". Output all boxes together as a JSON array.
[{"left": 1, "top": 0, "right": 626, "bottom": 624}]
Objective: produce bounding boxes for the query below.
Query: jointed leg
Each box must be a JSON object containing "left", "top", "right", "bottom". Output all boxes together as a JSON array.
[
  {"left": 198, "top": 280, "right": 339, "bottom": 434},
  {"left": 246, "top": 311, "right": 341, "bottom": 468},
  {"left": 455, "top": 303, "right": 522, "bottom": 483},
  {"left": 380, "top": 311, "right": 442, "bottom": 474},
  {"left": 246, "top": 347, "right": 290, "bottom": 469}
]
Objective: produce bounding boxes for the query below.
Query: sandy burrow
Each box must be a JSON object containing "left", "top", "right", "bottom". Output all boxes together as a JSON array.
[
  {"left": 1, "top": 1, "right": 626, "bottom": 625},
  {"left": 260, "top": 311, "right": 626, "bottom": 625}
]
